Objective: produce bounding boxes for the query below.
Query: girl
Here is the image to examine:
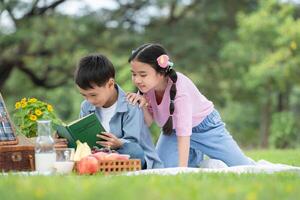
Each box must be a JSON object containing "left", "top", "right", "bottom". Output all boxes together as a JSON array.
[{"left": 127, "top": 43, "right": 253, "bottom": 167}]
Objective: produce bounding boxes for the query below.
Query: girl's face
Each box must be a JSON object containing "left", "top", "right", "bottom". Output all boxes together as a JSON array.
[{"left": 130, "top": 60, "right": 165, "bottom": 93}]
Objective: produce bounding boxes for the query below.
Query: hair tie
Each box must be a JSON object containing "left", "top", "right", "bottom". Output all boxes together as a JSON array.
[{"left": 157, "top": 54, "right": 174, "bottom": 69}]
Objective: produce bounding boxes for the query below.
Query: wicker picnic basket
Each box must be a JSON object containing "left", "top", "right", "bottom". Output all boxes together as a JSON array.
[
  {"left": 75, "top": 158, "right": 141, "bottom": 175},
  {"left": 0, "top": 134, "right": 35, "bottom": 172},
  {"left": 0, "top": 93, "right": 18, "bottom": 146},
  {"left": 0, "top": 93, "right": 35, "bottom": 172},
  {"left": 98, "top": 159, "right": 141, "bottom": 174}
]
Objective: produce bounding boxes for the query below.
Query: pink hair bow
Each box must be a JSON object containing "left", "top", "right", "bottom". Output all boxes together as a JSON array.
[{"left": 157, "top": 54, "right": 174, "bottom": 69}]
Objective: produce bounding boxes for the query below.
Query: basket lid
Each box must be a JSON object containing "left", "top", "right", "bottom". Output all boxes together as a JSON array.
[{"left": 0, "top": 92, "right": 18, "bottom": 146}]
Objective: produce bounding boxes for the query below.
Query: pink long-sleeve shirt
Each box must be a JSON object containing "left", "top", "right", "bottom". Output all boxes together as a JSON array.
[{"left": 145, "top": 72, "right": 214, "bottom": 136}]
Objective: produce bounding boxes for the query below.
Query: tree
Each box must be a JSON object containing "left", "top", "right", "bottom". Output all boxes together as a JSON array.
[
  {"left": 0, "top": 0, "right": 69, "bottom": 89},
  {"left": 221, "top": 0, "right": 300, "bottom": 147}
]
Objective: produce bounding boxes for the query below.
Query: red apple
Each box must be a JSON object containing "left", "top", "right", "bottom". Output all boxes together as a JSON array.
[
  {"left": 76, "top": 156, "right": 99, "bottom": 175},
  {"left": 91, "top": 152, "right": 109, "bottom": 162}
]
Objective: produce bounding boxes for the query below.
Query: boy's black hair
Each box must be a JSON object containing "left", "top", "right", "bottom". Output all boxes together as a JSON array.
[
  {"left": 129, "top": 43, "right": 177, "bottom": 135},
  {"left": 75, "top": 54, "right": 115, "bottom": 89}
]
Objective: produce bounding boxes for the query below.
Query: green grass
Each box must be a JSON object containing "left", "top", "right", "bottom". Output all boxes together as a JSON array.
[
  {"left": 1, "top": 149, "right": 299, "bottom": 200},
  {"left": 245, "top": 149, "right": 300, "bottom": 166}
]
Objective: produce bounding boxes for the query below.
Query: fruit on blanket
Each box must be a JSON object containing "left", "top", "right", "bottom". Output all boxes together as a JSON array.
[
  {"left": 105, "top": 153, "right": 130, "bottom": 160},
  {"left": 76, "top": 156, "right": 99, "bottom": 175},
  {"left": 74, "top": 140, "right": 92, "bottom": 161},
  {"left": 91, "top": 152, "right": 130, "bottom": 161},
  {"left": 115, "top": 154, "right": 130, "bottom": 160},
  {"left": 91, "top": 152, "right": 109, "bottom": 161},
  {"left": 104, "top": 153, "right": 120, "bottom": 160}
]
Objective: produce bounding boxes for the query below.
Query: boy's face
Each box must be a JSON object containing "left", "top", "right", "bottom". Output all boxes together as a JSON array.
[{"left": 78, "top": 79, "right": 116, "bottom": 108}]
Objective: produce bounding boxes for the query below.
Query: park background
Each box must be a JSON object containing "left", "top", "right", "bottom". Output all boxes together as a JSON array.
[
  {"left": 1, "top": 1, "right": 300, "bottom": 200},
  {"left": 1, "top": 0, "right": 300, "bottom": 149}
]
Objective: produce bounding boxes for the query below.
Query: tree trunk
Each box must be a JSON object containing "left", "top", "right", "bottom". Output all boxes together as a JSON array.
[
  {"left": 260, "top": 89, "right": 272, "bottom": 148},
  {"left": 0, "top": 64, "right": 14, "bottom": 90},
  {"left": 277, "top": 85, "right": 291, "bottom": 112}
]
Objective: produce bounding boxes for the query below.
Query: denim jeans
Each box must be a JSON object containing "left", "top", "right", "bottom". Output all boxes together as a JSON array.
[
  {"left": 117, "top": 142, "right": 146, "bottom": 169},
  {"left": 156, "top": 109, "right": 254, "bottom": 167}
]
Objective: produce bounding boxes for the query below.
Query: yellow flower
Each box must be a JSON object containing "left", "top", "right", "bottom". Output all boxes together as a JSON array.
[
  {"left": 35, "top": 109, "right": 43, "bottom": 116},
  {"left": 47, "top": 104, "right": 53, "bottom": 112},
  {"left": 14, "top": 97, "right": 61, "bottom": 137},
  {"left": 290, "top": 41, "right": 297, "bottom": 50},
  {"left": 29, "top": 114, "right": 37, "bottom": 121},
  {"left": 21, "top": 102, "right": 27, "bottom": 108},
  {"left": 28, "top": 98, "right": 37, "bottom": 103},
  {"left": 15, "top": 102, "right": 21, "bottom": 109}
]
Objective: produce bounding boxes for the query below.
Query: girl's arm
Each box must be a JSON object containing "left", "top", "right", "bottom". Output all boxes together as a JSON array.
[
  {"left": 177, "top": 136, "right": 190, "bottom": 167},
  {"left": 142, "top": 106, "right": 153, "bottom": 127},
  {"left": 126, "top": 92, "right": 153, "bottom": 127}
]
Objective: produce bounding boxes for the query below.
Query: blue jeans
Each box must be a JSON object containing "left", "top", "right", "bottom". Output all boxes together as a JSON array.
[
  {"left": 117, "top": 142, "right": 146, "bottom": 169},
  {"left": 156, "top": 110, "right": 254, "bottom": 167}
]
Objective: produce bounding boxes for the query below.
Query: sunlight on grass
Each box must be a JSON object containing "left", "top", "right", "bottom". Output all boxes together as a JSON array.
[
  {"left": 0, "top": 149, "right": 299, "bottom": 200},
  {"left": 245, "top": 149, "right": 300, "bottom": 166}
]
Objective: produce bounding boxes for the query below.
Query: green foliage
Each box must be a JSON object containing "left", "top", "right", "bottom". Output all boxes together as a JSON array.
[
  {"left": 222, "top": 0, "right": 300, "bottom": 93},
  {"left": 2, "top": 0, "right": 300, "bottom": 147},
  {"left": 270, "top": 111, "right": 299, "bottom": 148},
  {"left": 221, "top": 0, "right": 300, "bottom": 147},
  {"left": 221, "top": 103, "right": 260, "bottom": 148},
  {"left": 13, "top": 97, "right": 62, "bottom": 137}
]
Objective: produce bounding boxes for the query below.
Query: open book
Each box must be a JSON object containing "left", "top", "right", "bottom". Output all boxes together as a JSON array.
[{"left": 56, "top": 113, "right": 106, "bottom": 148}]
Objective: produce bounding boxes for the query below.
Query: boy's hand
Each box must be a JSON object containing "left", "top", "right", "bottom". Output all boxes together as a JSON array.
[
  {"left": 54, "top": 132, "right": 68, "bottom": 148},
  {"left": 96, "top": 132, "right": 122, "bottom": 149},
  {"left": 126, "top": 92, "right": 149, "bottom": 108}
]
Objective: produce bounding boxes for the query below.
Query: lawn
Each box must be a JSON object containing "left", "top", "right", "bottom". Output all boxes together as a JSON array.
[{"left": 0, "top": 149, "right": 299, "bottom": 200}]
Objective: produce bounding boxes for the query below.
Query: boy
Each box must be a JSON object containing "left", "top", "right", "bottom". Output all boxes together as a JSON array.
[{"left": 74, "top": 54, "right": 163, "bottom": 169}]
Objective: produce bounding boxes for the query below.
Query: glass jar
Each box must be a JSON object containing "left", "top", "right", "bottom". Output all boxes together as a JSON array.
[{"left": 35, "top": 120, "right": 56, "bottom": 173}]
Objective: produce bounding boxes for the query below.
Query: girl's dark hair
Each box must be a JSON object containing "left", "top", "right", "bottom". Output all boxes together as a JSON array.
[
  {"left": 129, "top": 43, "right": 177, "bottom": 135},
  {"left": 75, "top": 54, "right": 115, "bottom": 89}
]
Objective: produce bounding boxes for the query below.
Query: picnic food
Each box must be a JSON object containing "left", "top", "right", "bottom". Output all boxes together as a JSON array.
[
  {"left": 73, "top": 140, "right": 91, "bottom": 161},
  {"left": 76, "top": 155, "right": 99, "bottom": 175},
  {"left": 105, "top": 153, "right": 130, "bottom": 160},
  {"left": 91, "top": 152, "right": 130, "bottom": 161},
  {"left": 91, "top": 152, "right": 108, "bottom": 161},
  {"left": 74, "top": 141, "right": 133, "bottom": 175}
]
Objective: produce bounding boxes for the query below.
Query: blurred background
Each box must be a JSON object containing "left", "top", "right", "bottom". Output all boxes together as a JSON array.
[{"left": 1, "top": 0, "right": 300, "bottom": 149}]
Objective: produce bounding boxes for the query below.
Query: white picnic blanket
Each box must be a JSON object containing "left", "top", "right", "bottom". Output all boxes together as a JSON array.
[
  {"left": 124, "top": 159, "right": 300, "bottom": 176},
  {"left": 2, "top": 159, "right": 299, "bottom": 176}
]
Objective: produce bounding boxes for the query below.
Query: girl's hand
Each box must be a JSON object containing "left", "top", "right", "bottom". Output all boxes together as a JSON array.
[
  {"left": 126, "top": 92, "right": 149, "bottom": 108},
  {"left": 96, "top": 132, "right": 123, "bottom": 149}
]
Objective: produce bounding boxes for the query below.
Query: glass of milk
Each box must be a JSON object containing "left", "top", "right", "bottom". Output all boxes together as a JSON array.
[{"left": 35, "top": 120, "right": 56, "bottom": 174}]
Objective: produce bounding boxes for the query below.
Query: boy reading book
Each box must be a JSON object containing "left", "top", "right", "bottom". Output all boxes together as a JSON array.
[
  {"left": 56, "top": 113, "right": 105, "bottom": 149},
  {"left": 74, "top": 54, "right": 163, "bottom": 169}
]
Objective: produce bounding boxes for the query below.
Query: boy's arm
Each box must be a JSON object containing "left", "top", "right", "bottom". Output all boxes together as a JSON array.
[{"left": 119, "top": 105, "right": 144, "bottom": 144}]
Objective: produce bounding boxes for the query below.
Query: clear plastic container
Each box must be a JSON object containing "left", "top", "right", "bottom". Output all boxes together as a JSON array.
[{"left": 35, "top": 120, "right": 56, "bottom": 174}]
